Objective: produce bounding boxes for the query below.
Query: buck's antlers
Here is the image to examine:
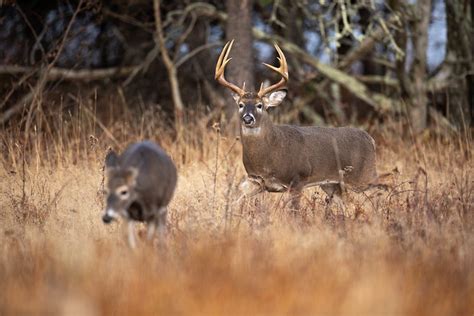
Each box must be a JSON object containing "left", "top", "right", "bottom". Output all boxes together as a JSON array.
[
  {"left": 215, "top": 39, "right": 288, "bottom": 97},
  {"left": 215, "top": 40, "right": 245, "bottom": 97}
]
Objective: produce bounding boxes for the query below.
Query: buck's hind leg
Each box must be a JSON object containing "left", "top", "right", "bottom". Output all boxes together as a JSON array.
[
  {"left": 289, "top": 191, "right": 302, "bottom": 210},
  {"left": 321, "top": 183, "right": 346, "bottom": 218},
  {"left": 321, "top": 183, "right": 341, "bottom": 202},
  {"left": 288, "top": 180, "right": 304, "bottom": 214},
  {"left": 332, "top": 194, "right": 346, "bottom": 216}
]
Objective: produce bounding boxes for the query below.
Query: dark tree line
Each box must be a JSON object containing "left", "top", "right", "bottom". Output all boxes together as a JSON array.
[{"left": 0, "top": 0, "right": 472, "bottom": 134}]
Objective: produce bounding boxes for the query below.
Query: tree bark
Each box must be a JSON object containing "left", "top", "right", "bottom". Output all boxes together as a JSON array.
[
  {"left": 225, "top": 0, "right": 254, "bottom": 123},
  {"left": 445, "top": 0, "right": 472, "bottom": 128},
  {"left": 153, "top": 0, "right": 184, "bottom": 129},
  {"left": 0, "top": 65, "right": 137, "bottom": 81},
  {"left": 281, "top": 0, "right": 304, "bottom": 76},
  {"left": 410, "top": 0, "right": 431, "bottom": 133},
  {"left": 254, "top": 30, "right": 397, "bottom": 113},
  {"left": 471, "top": 0, "right": 474, "bottom": 126}
]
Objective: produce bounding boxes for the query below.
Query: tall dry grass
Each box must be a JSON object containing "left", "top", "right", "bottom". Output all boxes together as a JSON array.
[{"left": 0, "top": 96, "right": 473, "bottom": 315}]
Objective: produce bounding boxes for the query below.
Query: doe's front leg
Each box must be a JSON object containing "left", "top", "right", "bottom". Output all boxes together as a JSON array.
[
  {"left": 127, "top": 221, "right": 137, "bottom": 249},
  {"left": 156, "top": 207, "right": 167, "bottom": 241},
  {"left": 146, "top": 220, "right": 156, "bottom": 241},
  {"left": 147, "top": 206, "right": 168, "bottom": 249}
]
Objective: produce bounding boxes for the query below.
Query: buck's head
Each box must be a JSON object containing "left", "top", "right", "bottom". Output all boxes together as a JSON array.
[
  {"left": 215, "top": 40, "right": 288, "bottom": 133},
  {"left": 102, "top": 151, "right": 139, "bottom": 224}
]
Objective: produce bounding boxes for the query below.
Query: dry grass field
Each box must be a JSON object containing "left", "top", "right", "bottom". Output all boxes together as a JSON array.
[{"left": 0, "top": 103, "right": 473, "bottom": 315}]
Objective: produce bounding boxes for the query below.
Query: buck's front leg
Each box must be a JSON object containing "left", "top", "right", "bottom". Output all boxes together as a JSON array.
[{"left": 234, "top": 176, "right": 264, "bottom": 204}]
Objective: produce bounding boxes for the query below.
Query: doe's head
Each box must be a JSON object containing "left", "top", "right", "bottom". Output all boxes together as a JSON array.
[
  {"left": 102, "top": 151, "right": 138, "bottom": 224},
  {"left": 215, "top": 40, "right": 288, "bottom": 130}
]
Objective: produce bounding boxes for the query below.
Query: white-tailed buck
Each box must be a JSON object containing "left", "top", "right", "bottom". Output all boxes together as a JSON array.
[
  {"left": 215, "top": 40, "right": 378, "bottom": 209},
  {"left": 102, "top": 141, "right": 177, "bottom": 248}
]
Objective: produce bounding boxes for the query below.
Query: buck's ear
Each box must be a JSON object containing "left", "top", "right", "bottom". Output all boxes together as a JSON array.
[
  {"left": 231, "top": 93, "right": 240, "bottom": 103},
  {"left": 263, "top": 90, "right": 286, "bottom": 108},
  {"left": 105, "top": 151, "right": 118, "bottom": 169}
]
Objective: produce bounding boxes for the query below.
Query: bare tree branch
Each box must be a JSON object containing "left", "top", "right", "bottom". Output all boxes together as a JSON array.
[
  {"left": 153, "top": 0, "right": 185, "bottom": 127},
  {"left": 175, "top": 42, "right": 222, "bottom": 69},
  {"left": 254, "top": 29, "right": 398, "bottom": 113},
  {"left": 199, "top": 6, "right": 401, "bottom": 114},
  {"left": 338, "top": 14, "right": 402, "bottom": 70},
  {"left": 410, "top": 0, "right": 431, "bottom": 133},
  {"left": 23, "top": 0, "right": 86, "bottom": 140},
  {"left": 0, "top": 65, "right": 139, "bottom": 81}
]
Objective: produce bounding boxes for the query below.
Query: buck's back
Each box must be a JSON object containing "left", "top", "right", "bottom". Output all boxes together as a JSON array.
[
  {"left": 296, "top": 125, "right": 377, "bottom": 187},
  {"left": 267, "top": 125, "right": 377, "bottom": 188}
]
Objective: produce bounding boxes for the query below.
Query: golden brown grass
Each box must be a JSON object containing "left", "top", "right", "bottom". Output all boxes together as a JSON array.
[{"left": 0, "top": 100, "right": 473, "bottom": 315}]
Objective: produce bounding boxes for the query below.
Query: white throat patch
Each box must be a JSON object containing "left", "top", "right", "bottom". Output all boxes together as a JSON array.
[{"left": 241, "top": 126, "right": 262, "bottom": 136}]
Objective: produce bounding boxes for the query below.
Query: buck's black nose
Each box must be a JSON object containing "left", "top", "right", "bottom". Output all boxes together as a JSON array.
[
  {"left": 102, "top": 214, "right": 113, "bottom": 224},
  {"left": 242, "top": 114, "right": 255, "bottom": 125}
]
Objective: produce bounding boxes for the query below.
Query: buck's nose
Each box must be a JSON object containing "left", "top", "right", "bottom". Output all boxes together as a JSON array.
[{"left": 242, "top": 114, "right": 255, "bottom": 125}]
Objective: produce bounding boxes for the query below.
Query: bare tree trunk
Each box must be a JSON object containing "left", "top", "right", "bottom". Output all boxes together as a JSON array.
[
  {"left": 445, "top": 0, "right": 472, "bottom": 128},
  {"left": 358, "top": 6, "right": 379, "bottom": 79},
  {"left": 410, "top": 0, "right": 431, "bottom": 133},
  {"left": 153, "top": 0, "right": 184, "bottom": 129},
  {"left": 225, "top": 0, "right": 254, "bottom": 123},
  {"left": 281, "top": 0, "right": 304, "bottom": 76},
  {"left": 470, "top": 0, "right": 474, "bottom": 126}
]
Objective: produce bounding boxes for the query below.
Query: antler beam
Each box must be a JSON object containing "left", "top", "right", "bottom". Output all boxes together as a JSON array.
[
  {"left": 215, "top": 40, "right": 246, "bottom": 97},
  {"left": 257, "top": 44, "right": 288, "bottom": 98}
]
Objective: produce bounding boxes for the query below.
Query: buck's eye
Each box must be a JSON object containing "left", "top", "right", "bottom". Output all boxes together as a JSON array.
[
  {"left": 239, "top": 103, "right": 244, "bottom": 109},
  {"left": 256, "top": 103, "right": 263, "bottom": 109}
]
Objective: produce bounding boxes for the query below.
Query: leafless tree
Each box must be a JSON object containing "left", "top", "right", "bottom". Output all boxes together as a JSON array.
[
  {"left": 0, "top": 0, "right": 472, "bottom": 135},
  {"left": 444, "top": 0, "right": 473, "bottom": 128},
  {"left": 224, "top": 0, "right": 255, "bottom": 124}
]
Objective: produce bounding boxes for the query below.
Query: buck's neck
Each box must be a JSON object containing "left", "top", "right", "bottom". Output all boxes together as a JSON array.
[{"left": 240, "top": 117, "right": 277, "bottom": 157}]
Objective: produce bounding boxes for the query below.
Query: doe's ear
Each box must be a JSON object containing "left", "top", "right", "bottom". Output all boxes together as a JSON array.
[
  {"left": 105, "top": 151, "right": 118, "bottom": 169},
  {"left": 263, "top": 90, "right": 286, "bottom": 108},
  {"left": 125, "top": 167, "right": 139, "bottom": 186}
]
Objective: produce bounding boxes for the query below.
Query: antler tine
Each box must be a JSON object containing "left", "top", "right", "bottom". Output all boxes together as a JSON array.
[
  {"left": 215, "top": 40, "right": 245, "bottom": 97},
  {"left": 215, "top": 40, "right": 233, "bottom": 79},
  {"left": 215, "top": 41, "right": 229, "bottom": 78},
  {"left": 258, "top": 43, "right": 289, "bottom": 98}
]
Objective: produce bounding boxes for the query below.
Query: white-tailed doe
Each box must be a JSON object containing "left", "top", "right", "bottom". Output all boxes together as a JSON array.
[{"left": 102, "top": 141, "right": 177, "bottom": 248}]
